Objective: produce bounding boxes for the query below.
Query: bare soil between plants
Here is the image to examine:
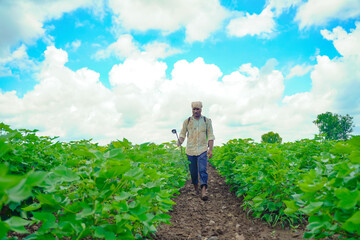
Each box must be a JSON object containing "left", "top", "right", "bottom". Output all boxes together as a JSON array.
[{"left": 154, "top": 163, "right": 305, "bottom": 240}]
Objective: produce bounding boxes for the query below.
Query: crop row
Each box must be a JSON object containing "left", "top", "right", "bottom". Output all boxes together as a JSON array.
[
  {"left": 210, "top": 136, "right": 360, "bottom": 239},
  {"left": 0, "top": 123, "right": 187, "bottom": 239}
]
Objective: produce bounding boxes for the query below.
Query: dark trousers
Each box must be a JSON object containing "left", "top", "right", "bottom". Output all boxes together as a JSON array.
[{"left": 187, "top": 151, "right": 208, "bottom": 189}]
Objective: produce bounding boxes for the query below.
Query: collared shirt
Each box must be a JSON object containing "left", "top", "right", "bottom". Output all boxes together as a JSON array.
[{"left": 179, "top": 115, "right": 215, "bottom": 156}]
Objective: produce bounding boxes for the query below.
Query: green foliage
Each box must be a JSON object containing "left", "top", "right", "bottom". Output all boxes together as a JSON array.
[
  {"left": 293, "top": 136, "right": 360, "bottom": 239},
  {"left": 261, "top": 131, "right": 282, "bottom": 144},
  {"left": 313, "top": 112, "right": 354, "bottom": 140},
  {"left": 210, "top": 135, "right": 360, "bottom": 239},
  {"left": 210, "top": 138, "right": 333, "bottom": 227},
  {"left": 0, "top": 123, "right": 188, "bottom": 239}
]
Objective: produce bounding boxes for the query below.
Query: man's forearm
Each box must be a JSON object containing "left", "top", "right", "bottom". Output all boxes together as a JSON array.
[{"left": 208, "top": 140, "right": 214, "bottom": 150}]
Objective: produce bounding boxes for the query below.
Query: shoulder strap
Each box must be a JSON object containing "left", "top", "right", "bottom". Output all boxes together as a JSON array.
[{"left": 204, "top": 116, "right": 208, "bottom": 139}]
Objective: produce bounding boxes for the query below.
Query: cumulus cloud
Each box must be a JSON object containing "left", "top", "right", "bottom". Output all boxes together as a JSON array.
[
  {"left": 321, "top": 22, "right": 360, "bottom": 57},
  {"left": 295, "top": 0, "right": 360, "bottom": 29},
  {"left": 286, "top": 64, "right": 313, "bottom": 79},
  {"left": 318, "top": 23, "right": 360, "bottom": 114},
  {"left": 0, "top": 45, "right": 286, "bottom": 144},
  {"left": 0, "top": 0, "right": 102, "bottom": 60},
  {"left": 0, "top": 44, "right": 37, "bottom": 75},
  {"left": 65, "top": 40, "right": 82, "bottom": 52},
  {"left": 94, "top": 34, "right": 181, "bottom": 60},
  {"left": 94, "top": 34, "right": 140, "bottom": 60},
  {"left": 267, "top": 0, "right": 302, "bottom": 16},
  {"left": 1, "top": 23, "right": 360, "bottom": 144},
  {"left": 282, "top": 23, "right": 360, "bottom": 137},
  {"left": 227, "top": 7, "right": 276, "bottom": 38},
  {"left": 1, "top": 46, "right": 121, "bottom": 141},
  {"left": 108, "top": 0, "right": 228, "bottom": 42}
]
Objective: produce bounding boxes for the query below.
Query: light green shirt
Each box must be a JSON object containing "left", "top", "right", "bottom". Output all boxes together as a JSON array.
[{"left": 179, "top": 116, "right": 215, "bottom": 156}]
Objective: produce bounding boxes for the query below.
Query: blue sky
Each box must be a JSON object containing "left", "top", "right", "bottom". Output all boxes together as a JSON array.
[{"left": 1, "top": 0, "right": 360, "bottom": 144}]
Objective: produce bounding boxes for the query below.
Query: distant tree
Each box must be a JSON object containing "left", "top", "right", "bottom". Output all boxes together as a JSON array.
[
  {"left": 313, "top": 112, "right": 354, "bottom": 140},
  {"left": 261, "top": 131, "right": 282, "bottom": 144}
]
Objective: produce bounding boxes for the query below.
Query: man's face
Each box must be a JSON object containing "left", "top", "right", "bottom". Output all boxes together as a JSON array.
[{"left": 192, "top": 107, "right": 202, "bottom": 118}]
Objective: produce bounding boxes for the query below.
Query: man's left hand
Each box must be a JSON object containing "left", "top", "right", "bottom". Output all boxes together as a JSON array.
[{"left": 207, "top": 149, "right": 213, "bottom": 159}]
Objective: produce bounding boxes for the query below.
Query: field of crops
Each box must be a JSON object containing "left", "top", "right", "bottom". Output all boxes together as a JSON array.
[
  {"left": 210, "top": 136, "right": 360, "bottom": 239},
  {"left": 0, "top": 123, "right": 188, "bottom": 239},
  {"left": 1, "top": 122, "right": 360, "bottom": 239}
]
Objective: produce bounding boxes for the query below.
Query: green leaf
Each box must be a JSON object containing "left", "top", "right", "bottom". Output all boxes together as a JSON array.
[
  {"left": 300, "top": 202, "right": 323, "bottom": 215},
  {"left": 252, "top": 196, "right": 264, "bottom": 203},
  {"left": 36, "top": 193, "right": 61, "bottom": 207},
  {"left": 283, "top": 200, "right": 300, "bottom": 215},
  {"left": 5, "top": 216, "right": 31, "bottom": 234},
  {"left": 7, "top": 178, "right": 33, "bottom": 203},
  {"left": 299, "top": 178, "right": 326, "bottom": 193},
  {"left": 153, "top": 213, "right": 171, "bottom": 224},
  {"left": 331, "top": 142, "right": 352, "bottom": 155},
  {"left": 94, "top": 226, "right": 116, "bottom": 240},
  {"left": 105, "top": 148, "right": 125, "bottom": 160},
  {"left": 306, "top": 215, "right": 332, "bottom": 235},
  {"left": 124, "top": 167, "right": 143, "bottom": 178},
  {"left": 52, "top": 165, "right": 79, "bottom": 182},
  {"left": 26, "top": 171, "right": 47, "bottom": 186},
  {"left": 22, "top": 202, "right": 42, "bottom": 211},
  {"left": 0, "top": 140, "right": 11, "bottom": 157},
  {"left": 76, "top": 203, "right": 95, "bottom": 220},
  {"left": 116, "top": 226, "right": 134, "bottom": 239},
  {"left": 113, "top": 201, "right": 129, "bottom": 213},
  {"left": 334, "top": 188, "right": 359, "bottom": 209},
  {"left": 0, "top": 221, "right": 10, "bottom": 239},
  {"left": 32, "top": 211, "right": 57, "bottom": 233},
  {"left": 102, "top": 159, "right": 131, "bottom": 178},
  {"left": 343, "top": 210, "right": 360, "bottom": 233},
  {"left": 0, "top": 171, "right": 22, "bottom": 192},
  {"left": 114, "top": 191, "right": 132, "bottom": 201},
  {"left": 349, "top": 151, "right": 360, "bottom": 164}
]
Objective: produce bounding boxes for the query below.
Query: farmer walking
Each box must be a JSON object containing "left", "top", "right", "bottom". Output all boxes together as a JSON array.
[{"left": 178, "top": 101, "right": 215, "bottom": 201}]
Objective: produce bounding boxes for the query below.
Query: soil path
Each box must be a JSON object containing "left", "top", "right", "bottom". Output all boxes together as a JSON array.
[{"left": 155, "top": 163, "right": 304, "bottom": 240}]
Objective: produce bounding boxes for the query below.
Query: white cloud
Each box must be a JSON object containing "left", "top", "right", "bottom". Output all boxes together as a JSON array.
[
  {"left": 65, "top": 40, "right": 82, "bottom": 52},
  {"left": 295, "top": 0, "right": 360, "bottom": 29},
  {"left": 321, "top": 22, "right": 360, "bottom": 57},
  {"left": 108, "top": 0, "right": 228, "bottom": 42},
  {"left": 143, "top": 42, "right": 181, "bottom": 60},
  {"left": 0, "top": 0, "right": 102, "bottom": 60},
  {"left": 286, "top": 64, "right": 313, "bottom": 79},
  {"left": 94, "top": 34, "right": 180, "bottom": 60},
  {"left": 0, "top": 44, "right": 37, "bottom": 74},
  {"left": 71, "top": 40, "right": 82, "bottom": 51},
  {"left": 1, "top": 23, "right": 360, "bottom": 145},
  {"left": 94, "top": 34, "right": 139, "bottom": 60},
  {"left": 267, "top": 0, "right": 302, "bottom": 16},
  {"left": 282, "top": 23, "right": 360, "bottom": 136},
  {"left": 1, "top": 46, "right": 122, "bottom": 141},
  {"left": 109, "top": 57, "right": 167, "bottom": 91},
  {"left": 227, "top": 7, "right": 276, "bottom": 38}
]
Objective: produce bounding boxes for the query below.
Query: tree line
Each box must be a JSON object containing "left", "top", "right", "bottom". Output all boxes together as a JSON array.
[{"left": 261, "top": 112, "right": 355, "bottom": 143}]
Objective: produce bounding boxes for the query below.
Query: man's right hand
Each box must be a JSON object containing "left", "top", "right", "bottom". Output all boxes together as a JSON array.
[{"left": 177, "top": 137, "right": 184, "bottom": 147}]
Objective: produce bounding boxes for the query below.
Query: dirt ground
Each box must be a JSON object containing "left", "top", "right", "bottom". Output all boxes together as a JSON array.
[{"left": 154, "top": 164, "right": 305, "bottom": 240}]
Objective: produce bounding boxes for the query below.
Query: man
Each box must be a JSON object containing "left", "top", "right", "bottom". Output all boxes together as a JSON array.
[{"left": 178, "top": 101, "right": 215, "bottom": 201}]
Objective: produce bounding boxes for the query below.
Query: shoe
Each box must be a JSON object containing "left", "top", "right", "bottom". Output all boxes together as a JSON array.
[
  {"left": 201, "top": 192, "right": 208, "bottom": 201},
  {"left": 194, "top": 184, "right": 200, "bottom": 195},
  {"left": 201, "top": 187, "right": 208, "bottom": 201}
]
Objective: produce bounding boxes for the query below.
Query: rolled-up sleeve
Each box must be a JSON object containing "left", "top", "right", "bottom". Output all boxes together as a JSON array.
[
  {"left": 179, "top": 119, "right": 187, "bottom": 139},
  {"left": 207, "top": 119, "right": 215, "bottom": 141}
]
